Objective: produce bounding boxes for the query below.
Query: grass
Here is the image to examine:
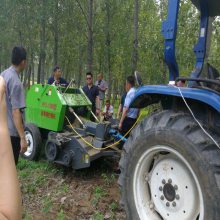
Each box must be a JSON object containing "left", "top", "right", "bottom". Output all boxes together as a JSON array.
[
  {"left": 56, "top": 209, "right": 66, "bottom": 220},
  {"left": 23, "top": 212, "right": 32, "bottom": 220},
  {"left": 101, "top": 173, "right": 116, "bottom": 186},
  {"left": 92, "top": 186, "right": 107, "bottom": 207},
  {"left": 109, "top": 202, "right": 118, "bottom": 211},
  {"left": 42, "top": 196, "right": 53, "bottom": 214},
  {"left": 18, "top": 159, "right": 50, "bottom": 194},
  {"left": 58, "top": 183, "right": 69, "bottom": 193},
  {"left": 92, "top": 212, "right": 104, "bottom": 220}
]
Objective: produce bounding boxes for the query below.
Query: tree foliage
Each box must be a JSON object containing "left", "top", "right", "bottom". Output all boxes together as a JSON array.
[{"left": 0, "top": 0, "right": 219, "bottom": 93}]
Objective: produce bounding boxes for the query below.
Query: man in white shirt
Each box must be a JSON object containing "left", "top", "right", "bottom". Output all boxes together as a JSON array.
[{"left": 119, "top": 75, "right": 139, "bottom": 138}]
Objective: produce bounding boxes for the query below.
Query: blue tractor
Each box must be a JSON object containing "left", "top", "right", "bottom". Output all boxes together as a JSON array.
[{"left": 119, "top": 0, "right": 220, "bottom": 219}]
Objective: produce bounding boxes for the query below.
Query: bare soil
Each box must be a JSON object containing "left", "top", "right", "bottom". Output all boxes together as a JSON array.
[{"left": 18, "top": 157, "right": 125, "bottom": 220}]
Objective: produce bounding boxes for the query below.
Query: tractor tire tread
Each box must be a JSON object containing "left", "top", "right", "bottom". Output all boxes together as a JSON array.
[{"left": 119, "top": 110, "right": 220, "bottom": 220}]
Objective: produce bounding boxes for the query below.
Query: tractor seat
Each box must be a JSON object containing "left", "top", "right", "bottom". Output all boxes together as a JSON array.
[
  {"left": 207, "top": 63, "right": 220, "bottom": 80},
  {"left": 203, "top": 63, "right": 220, "bottom": 92},
  {"left": 191, "top": 0, "right": 220, "bottom": 16}
]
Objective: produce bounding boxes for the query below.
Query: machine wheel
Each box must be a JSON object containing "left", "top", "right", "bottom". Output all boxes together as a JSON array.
[
  {"left": 45, "top": 140, "right": 58, "bottom": 162},
  {"left": 22, "top": 123, "right": 42, "bottom": 160},
  {"left": 119, "top": 110, "right": 220, "bottom": 220}
]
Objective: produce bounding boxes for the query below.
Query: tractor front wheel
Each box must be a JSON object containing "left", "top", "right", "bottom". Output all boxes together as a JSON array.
[
  {"left": 119, "top": 110, "right": 220, "bottom": 220},
  {"left": 22, "top": 123, "right": 42, "bottom": 160}
]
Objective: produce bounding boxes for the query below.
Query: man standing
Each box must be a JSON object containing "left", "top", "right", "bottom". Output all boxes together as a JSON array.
[
  {"left": 95, "top": 74, "right": 108, "bottom": 110},
  {"left": 83, "top": 72, "right": 100, "bottom": 121},
  {"left": 119, "top": 75, "right": 139, "bottom": 138},
  {"left": 1, "top": 46, "right": 28, "bottom": 165},
  {"left": 48, "top": 65, "right": 68, "bottom": 86}
]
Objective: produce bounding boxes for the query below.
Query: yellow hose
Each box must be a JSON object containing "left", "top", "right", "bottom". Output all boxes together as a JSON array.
[{"left": 65, "top": 111, "right": 143, "bottom": 151}]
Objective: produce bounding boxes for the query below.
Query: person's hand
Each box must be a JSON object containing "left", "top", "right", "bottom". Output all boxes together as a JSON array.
[
  {"left": 118, "top": 122, "right": 122, "bottom": 130},
  {"left": 20, "top": 137, "right": 28, "bottom": 154}
]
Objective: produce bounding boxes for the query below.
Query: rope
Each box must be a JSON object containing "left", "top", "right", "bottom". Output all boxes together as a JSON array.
[
  {"left": 65, "top": 111, "right": 143, "bottom": 151},
  {"left": 173, "top": 85, "right": 220, "bottom": 149}
]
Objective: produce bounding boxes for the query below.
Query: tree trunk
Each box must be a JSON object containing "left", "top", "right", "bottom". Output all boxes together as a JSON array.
[
  {"left": 105, "top": 0, "right": 112, "bottom": 100},
  {"left": 112, "top": 79, "right": 118, "bottom": 106},
  {"left": 87, "top": 0, "right": 93, "bottom": 73},
  {"left": 23, "top": 68, "right": 29, "bottom": 87},
  {"left": 40, "top": 6, "right": 46, "bottom": 84},
  {"left": 132, "top": 0, "right": 139, "bottom": 74},
  {"left": 54, "top": 0, "right": 59, "bottom": 66},
  {"left": 78, "top": 44, "right": 83, "bottom": 87},
  {"left": 30, "top": 52, "right": 34, "bottom": 86},
  {"left": 0, "top": 44, "right": 2, "bottom": 72},
  {"left": 37, "top": 56, "right": 41, "bottom": 84}
]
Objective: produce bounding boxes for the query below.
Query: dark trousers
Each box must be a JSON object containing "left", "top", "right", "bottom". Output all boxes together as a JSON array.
[
  {"left": 118, "top": 117, "right": 137, "bottom": 149},
  {"left": 10, "top": 136, "right": 21, "bottom": 165},
  {"left": 121, "top": 117, "right": 137, "bottom": 138},
  {"left": 90, "top": 105, "right": 96, "bottom": 122}
]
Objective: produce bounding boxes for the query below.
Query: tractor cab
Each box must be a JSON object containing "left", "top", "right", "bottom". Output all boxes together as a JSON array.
[{"left": 163, "top": 0, "right": 220, "bottom": 88}]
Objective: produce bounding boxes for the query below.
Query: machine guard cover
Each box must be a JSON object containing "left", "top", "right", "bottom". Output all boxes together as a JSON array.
[{"left": 130, "top": 85, "right": 220, "bottom": 113}]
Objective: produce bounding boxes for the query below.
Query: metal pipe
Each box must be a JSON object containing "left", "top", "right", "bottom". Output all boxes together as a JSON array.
[
  {"left": 90, "top": 110, "right": 99, "bottom": 123},
  {"left": 68, "top": 107, "right": 86, "bottom": 128},
  {"left": 63, "top": 78, "right": 74, "bottom": 94}
]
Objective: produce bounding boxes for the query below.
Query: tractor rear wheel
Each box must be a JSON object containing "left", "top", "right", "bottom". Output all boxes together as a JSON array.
[
  {"left": 119, "top": 110, "right": 220, "bottom": 220},
  {"left": 22, "top": 123, "right": 42, "bottom": 160}
]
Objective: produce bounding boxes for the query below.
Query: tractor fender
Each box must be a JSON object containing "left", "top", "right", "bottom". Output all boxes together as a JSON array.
[{"left": 130, "top": 85, "right": 220, "bottom": 113}]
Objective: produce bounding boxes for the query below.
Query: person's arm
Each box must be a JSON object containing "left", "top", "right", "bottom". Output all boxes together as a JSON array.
[
  {"left": 119, "top": 92, "right": 131, "bottom": 129},
  {"left": 119, "top": 107, "right": 128, "bottom": 129},
  {"left": 102, "top": 105, "right": 106, "bottom": 116},
  {"left": 12, "top": 109, "right": 27, "bottom": 153},
  {"left": 98, "top": 86, "right": 107, "bottom": 92},
  {"left": 10, "top": 83, "right": 27, "bottom": 154},
  {"left": 0, "top": 77, "right": 22, "bottom": 220},
  {"left": 98, "top": 81, "right": 108, "bottom": 92},
  {"left": 117, "top": 104, "right": 122, "bottom": 119},
  {"left": 60, "top": 78, "right": 68, "bottom": 87},
  {"left": 96, "top": 95, "right": 100, "bottom": 115},
  {"left": 95, "top": 86, "right": 100, "bottom": 115},
  {"left": 48, "top": 77, "right": 53, "bottom": 85}
]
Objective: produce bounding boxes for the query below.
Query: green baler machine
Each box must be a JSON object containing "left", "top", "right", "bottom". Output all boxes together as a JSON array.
[
  {"left": 25, "top": 84, "right": 92, "bottom": 131},
  {"left": 23, "top": 84, "right": 119, "bottom": 169}
]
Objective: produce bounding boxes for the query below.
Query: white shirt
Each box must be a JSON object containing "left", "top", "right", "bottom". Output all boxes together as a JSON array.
[
  {"left": 124, "top": 87, "right": 139, "bottom": 119},
  {"left": 103, "top": 105, "right": 114, "bottom": 114}
]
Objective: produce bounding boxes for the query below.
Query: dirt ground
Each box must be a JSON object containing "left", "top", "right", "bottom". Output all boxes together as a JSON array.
[{"left": 18, "top": 157, "right": 125, "bottom": 220}]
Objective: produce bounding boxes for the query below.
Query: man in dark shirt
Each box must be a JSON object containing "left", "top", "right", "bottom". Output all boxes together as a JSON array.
[
  {"left": 83, "top": 72, "right": 100, "bottom": 121},
  {"left": 48, "top": 65, "right": 68, "bottom": 86}
]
